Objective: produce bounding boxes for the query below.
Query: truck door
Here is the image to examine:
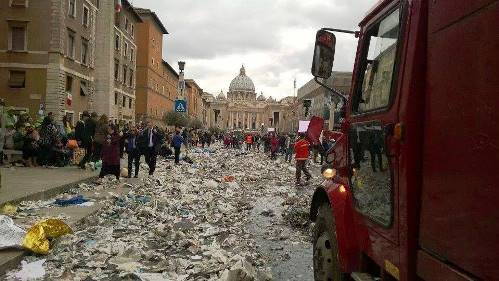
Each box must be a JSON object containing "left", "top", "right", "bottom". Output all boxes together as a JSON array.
[{"left": 348, "top": 5, "right": 403, "bottom": 247}]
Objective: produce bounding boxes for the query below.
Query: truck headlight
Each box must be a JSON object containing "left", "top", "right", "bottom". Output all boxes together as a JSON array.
[{"left": 321, "top": 165, "right": 337, "bottom": 179}]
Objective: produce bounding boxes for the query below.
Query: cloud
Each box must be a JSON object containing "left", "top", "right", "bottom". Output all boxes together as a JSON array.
[{"left": 132, "top": 0, "right": 378, "bottom": 98}]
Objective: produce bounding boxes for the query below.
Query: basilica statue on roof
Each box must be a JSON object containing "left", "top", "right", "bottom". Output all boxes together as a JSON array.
[{"left": 202, "top": 65, "right": 297, "bottom": 132}]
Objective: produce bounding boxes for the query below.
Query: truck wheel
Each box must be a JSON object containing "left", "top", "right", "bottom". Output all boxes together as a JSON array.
[{"left": 313, "top": 203, "right": 346, "bottom": 281}]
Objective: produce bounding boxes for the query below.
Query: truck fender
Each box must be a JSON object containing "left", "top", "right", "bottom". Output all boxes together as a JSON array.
[{"left": 310, "top": 182, "right": 360, "bottom": 273}]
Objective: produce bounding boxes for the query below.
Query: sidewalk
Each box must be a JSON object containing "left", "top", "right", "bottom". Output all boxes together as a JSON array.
[{"left": 0, "top": 166, "right": 98, "bottom": 206}]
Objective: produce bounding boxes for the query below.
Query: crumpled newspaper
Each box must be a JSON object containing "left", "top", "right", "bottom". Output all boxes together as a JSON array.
[
  {"left": 0, "top": 215, "right": 25, "bottom": 250},
  {"left": 0, "top": 215, "right": 73, "bottom": 254}
]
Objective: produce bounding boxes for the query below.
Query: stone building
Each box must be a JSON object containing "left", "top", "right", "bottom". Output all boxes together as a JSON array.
[
  {"left": 185, "top": 79, "right": 203, "bottom": 121},
  {"left": 94, "top": 0, "right": 141, "bottom": 123},
  {"left": 134, "top": 8, "right": 174, "bottom": 125},
  {"left": 0, "top": 0, "right": 99, "bottom": 124},
  {"left": 204, "top": 65, "right": 296, "bottom": 133}
]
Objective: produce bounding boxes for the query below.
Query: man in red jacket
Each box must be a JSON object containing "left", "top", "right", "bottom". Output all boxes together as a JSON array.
[{"left": 294, "top": 133, "right": 312, "bottom": 186}]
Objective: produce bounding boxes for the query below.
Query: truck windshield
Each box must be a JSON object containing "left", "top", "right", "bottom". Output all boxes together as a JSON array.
[{"left": 353, "top": 8, "right": 400, "bottom": 113}]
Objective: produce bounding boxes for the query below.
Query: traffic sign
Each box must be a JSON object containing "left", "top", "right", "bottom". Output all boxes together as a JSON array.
[{"left": 175, "top": 100, "right": 187, "bottom": 112}]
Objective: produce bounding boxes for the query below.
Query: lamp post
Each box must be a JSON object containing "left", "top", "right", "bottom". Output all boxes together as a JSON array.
[{"left": 178, "top": 61, "right": 186, "bottom": 100}]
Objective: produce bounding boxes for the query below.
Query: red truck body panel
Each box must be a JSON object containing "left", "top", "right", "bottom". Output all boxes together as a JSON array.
[
  {"left": 419, "top": 1, "right": 499, "bottom": 280},
  {"left": 316, "top": 0, "right": 499, "bottom": 280}
]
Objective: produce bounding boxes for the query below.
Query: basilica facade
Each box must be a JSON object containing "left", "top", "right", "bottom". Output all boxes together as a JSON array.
[{"left": 203, "top": 66, "right": 296, "bottom": 132}]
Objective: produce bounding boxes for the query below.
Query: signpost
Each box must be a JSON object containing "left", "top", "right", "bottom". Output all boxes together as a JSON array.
[{"left": 175, "top": 100, "right": 187, "bottom": 113}]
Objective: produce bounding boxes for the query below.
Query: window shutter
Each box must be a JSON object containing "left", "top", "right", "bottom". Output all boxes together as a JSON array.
[
  {"left": 11, "top": 0, "right": 27, "bottom": 7},
  {"left": 9, "top": 71, "right": 26, "bottom": 88},
  {"left": 11, "top": 27, "right": 25, "bottom": 51}
]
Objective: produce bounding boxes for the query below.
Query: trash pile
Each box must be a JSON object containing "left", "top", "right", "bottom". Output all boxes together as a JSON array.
[{"left": 4, "top": 144, "right": 319, "bottom": 280}]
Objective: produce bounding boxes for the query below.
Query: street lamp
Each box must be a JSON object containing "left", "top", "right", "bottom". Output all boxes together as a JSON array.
[
  {"left": 178, "top": 61, "right": 185, "bottom": 72},
  {"left": 178, "top": 61, "right": 186, "bottom": 100}
]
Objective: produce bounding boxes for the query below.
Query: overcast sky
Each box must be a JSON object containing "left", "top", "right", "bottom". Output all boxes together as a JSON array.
[{"left": 131, "top": 0, "right": 377, "bottom": 99}]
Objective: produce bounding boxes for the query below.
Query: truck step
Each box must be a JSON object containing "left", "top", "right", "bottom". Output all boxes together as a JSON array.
[{"left": 351, "top": 272, "right": 379, "bottom": 281}]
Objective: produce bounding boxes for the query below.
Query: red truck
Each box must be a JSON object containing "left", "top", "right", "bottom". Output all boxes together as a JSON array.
[{"left": 309, "top": 0, "right": 498, "bottom": 280}]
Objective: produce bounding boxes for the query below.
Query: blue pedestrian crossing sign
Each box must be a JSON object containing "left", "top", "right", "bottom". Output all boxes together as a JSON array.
[{"left": 175, "top": 100, "right": 187, "bottom": 112}]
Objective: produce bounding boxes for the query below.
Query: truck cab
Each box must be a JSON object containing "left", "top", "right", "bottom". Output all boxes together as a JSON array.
[{"left": 309, "top": 0, "right": 499, "bottom": 280}]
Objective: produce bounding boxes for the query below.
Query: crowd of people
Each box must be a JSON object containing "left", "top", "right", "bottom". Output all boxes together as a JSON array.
[
  {"left": 0, "top": 110, "right": 218, "bottom": 179},
  {"left": 221, "top": 131, "right": 335, "bottom": 186},
  {"left": 1, "top": 109, "right": 334, "bottom": 186}
]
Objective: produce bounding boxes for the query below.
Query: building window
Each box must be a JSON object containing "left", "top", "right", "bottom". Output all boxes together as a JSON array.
[
  {"left": 122, "top": 65, "right": 127, "bottom": 83},
  {"left": 122, "top": 96, "right": 126, "bottom": 107},
  {"left": 68, "top": 0, "right": 76, "bottom": 17},
  {"left": 131, "top": 24, "right": 134, "bottom": 37},
  {"left": 128, "top": 98, "right": 132, "bottom": 109},
  {"left": 115, "top": 34, "right": 120, "bottom": 50},
  {"left": 67, "top": 29, "right": 75, "bottom": 59},
  {"left": 65, "top": 75, "right": 73, "bottom": 92},
  {"left": 130, "top": 47, "right": 134, "bottom": 62},
  {"left": 129, "top": 69, "right": 133, "bottom": 87},
  {"left": 114, "top": 92, "right": 118, "bottom": 105},
  {"left": 80, "top": 80, "right": 88, "bottom": 96},
  {"left": 8, "top": 70, "right": 25, "bottom": 88},
  {"left": 82, "top": 5, "right": 90, "bottom": 27},
  {"left": 124, "top": 42, "right": 128, "bottom": 57},
  {"left": 81, "top": 38, "right": 89, "bottom": 65},
  {"left": 10, "top": 0, "right": 28, "bottom": 7},
  {"left": 114, "top": 59, "right": 119, "bottom": 80},
  {"left": 125, "top": 17, "right": 129, "bottom": 32},
  {"left": 9, "top": 24, "right": 27, "bottom": 51}
]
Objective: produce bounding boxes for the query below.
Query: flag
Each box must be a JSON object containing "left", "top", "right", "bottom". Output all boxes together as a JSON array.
[
  {"left": 294, "top": 78, "right": 296, "bottom": 89},
  {"left": 115, "top": 0, "right": 122, "bottom": 13}
]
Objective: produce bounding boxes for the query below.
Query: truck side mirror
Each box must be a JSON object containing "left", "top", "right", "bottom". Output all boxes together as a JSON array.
[{"left": 311, "top": 30, "right": 336, "bottom": 79}]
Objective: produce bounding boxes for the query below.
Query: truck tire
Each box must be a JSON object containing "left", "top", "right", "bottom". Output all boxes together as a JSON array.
[{"left": 313, "top": 203, "right": 347, "bottom": 281}]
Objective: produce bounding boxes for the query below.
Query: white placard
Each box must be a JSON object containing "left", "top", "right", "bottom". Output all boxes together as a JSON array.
[{"left": 298, "top": 121, "right": 310, "bottom": 133}]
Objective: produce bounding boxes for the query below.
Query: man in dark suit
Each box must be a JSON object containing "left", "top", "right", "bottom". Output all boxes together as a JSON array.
[
  {"left": 76, "top": 111, "right": 96, "bottom": 168},
  {"left": 140, "top": 121, "right": 161, "bottom": 176}
]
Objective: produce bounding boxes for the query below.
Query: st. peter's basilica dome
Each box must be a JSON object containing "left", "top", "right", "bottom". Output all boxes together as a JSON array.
[{"left": 229, "top": 65, "right": 255, "bottom": 93}]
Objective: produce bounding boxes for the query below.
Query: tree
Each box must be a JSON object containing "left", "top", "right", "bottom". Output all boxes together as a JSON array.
[
  {"left": 164, "top": 111, "right": 189, "bottom": 128},
  {"left": 189, "top": 118, "right": 203, "bottom": 130}
]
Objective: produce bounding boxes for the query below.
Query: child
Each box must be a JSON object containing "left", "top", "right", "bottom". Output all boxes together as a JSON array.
[{"left": 99, "top": 126, "right": 121, "bottom": 180}]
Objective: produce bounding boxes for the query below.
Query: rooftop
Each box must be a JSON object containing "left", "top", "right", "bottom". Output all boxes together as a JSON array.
[{"left": 134, "top": 7, "right": 168, "bottom": 34}]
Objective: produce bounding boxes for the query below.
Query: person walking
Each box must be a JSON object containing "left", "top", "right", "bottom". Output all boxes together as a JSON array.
[
  {"left": 245, "top": 133, "right": 253, "bottom": 151},
  {"left": 99, "top": 126, "right": 121, "bottom": 180},
  {"left": 294, "top": 133, "right": 312, "bottom": 186},
  {"left": 93, "top": 115, "right": 109, "bottom": 162},
  {"left": 171, "top": 128, "right": 184, "bottom": 164},
  {"left": 75, "top": 111, "right": 94, "bottom": 168},
  {"left": 270, "top": 133, "right": 279, "bottom": 160},
  {"left": 284, "top": 134, "right": 294, "bottom": 163},
  {"left": 125, "top": 126, "right": 140, "bottom": 178},
  {"left": 141, "top": 122, "right": 161, "bottom": 176}
]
